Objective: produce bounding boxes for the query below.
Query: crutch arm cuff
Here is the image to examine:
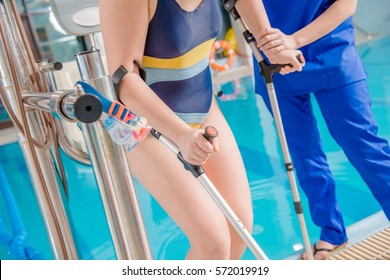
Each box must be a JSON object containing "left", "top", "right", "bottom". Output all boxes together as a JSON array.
[
  {"left": 112, "top": 65, "right": 128, "bottom": 104},
  {"left": 221, "top": 0, "right": 237, "bottom": 13},
  {"left": 111, "top": 60, "right": 147, "bottom": 104}
]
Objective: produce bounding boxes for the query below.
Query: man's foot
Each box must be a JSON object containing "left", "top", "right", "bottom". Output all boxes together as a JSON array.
[{"left": 300, "top": 240, "right": 348, "bottom": 260}]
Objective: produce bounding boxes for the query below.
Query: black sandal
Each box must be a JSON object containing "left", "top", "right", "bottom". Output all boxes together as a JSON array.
[{"left": 300, "top": 242, "right": 348, "bottom": 260}]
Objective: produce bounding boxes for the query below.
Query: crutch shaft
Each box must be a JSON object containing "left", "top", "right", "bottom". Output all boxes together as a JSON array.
[
  {"left": 223, "top": 2, "right": 314, "bottom": 260},
  {"left": 198, "top": 174, "right": 268, "bottom": 260}
]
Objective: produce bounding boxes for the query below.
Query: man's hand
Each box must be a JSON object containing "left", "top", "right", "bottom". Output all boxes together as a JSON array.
[
  {"left": 266, "top": 50, "right": 305, "bottom": 74},
  {"left": 256, "top": 27, "right": 299, "bottom": 53},
  {"left": 255, "top": 28, "right": 304, "bottom": 74}
]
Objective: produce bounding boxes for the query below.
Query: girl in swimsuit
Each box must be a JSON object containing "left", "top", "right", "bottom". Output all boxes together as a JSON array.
[{"left": 99, "top": 0, "right": 302, "bottom": 259}]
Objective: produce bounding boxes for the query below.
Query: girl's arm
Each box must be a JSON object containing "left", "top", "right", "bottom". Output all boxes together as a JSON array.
[
  {"left": 99, "top": 0, "right": 214, "bottom": 164},
  {"left": 235, "top": 0, "right": 271, "bottom": 39}
]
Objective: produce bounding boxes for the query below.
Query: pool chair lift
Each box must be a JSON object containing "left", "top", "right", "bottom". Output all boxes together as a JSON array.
[{"left": 221, "top": 0, "right": 314, "bottom": 260}]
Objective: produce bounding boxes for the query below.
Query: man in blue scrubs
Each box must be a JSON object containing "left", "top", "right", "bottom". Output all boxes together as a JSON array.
[{"left": 251, "top": 0, "right": 390, "bottom": 259}]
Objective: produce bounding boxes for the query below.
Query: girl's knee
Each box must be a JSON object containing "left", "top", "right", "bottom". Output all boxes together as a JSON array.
[
  {"left": 188, "top": 219, "right": 231, "bottom": 259},
  {"left": 200, "top": 235, "right": 231, "bottom": 259},
  {"left": 229, "top": 219, "right": 252, "bottom": 259}
]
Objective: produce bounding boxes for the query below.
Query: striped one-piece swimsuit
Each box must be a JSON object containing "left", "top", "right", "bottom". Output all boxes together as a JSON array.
[{"left": 142, "top": 0, "right": 222, "bottom": 128}]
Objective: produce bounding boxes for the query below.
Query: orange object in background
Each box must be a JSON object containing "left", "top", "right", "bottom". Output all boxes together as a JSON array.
[{"left": 209, "top": 40, "right": 235, "bottom": 72}]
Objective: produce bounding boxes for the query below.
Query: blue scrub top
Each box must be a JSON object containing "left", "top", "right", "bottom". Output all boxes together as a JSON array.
[{"left": 254, "top": 0, "right": 367, "bottom": 96}]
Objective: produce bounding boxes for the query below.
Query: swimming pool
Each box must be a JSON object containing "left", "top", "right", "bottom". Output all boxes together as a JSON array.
[{"left": 0, "top": 36, "right": 389, "bottom": 260}]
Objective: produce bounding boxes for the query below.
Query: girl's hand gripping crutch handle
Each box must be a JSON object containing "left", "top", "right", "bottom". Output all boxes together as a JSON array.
[
  {"left": 173, "top": 126, "right": 219, "bottom": 178},
  {"left": 150, "top": 126, "right": 219, "bottom": 178}
]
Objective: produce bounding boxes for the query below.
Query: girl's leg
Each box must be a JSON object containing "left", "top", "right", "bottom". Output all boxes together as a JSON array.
[
  {"left": 201, "top": 97, "right": 253, "bottom": 259},
  {"left": 128, "top": 134, "right": 231, "bottom": 260}
]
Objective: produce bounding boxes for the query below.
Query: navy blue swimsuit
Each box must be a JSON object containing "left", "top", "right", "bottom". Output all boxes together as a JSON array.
[{"left": 142, "top": 0, "right": 222, "bottom": 127}]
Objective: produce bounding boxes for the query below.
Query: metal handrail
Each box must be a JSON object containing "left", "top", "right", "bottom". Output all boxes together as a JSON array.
[
  {"left": 1, "top": 0, "right": 153, "bottom": 260},
  {"left": 0, "top": 0, "right": 79, "bottom": 259},
  {"left": 75, "top": 48, "right": 153, "bottom": 260}
]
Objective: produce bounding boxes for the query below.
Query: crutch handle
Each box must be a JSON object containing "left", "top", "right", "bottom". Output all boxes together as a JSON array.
[
  {"left": 297, "top": 54, "right": 305, "bottom": 64},
  {"left": 293, "top": 53, "right": 305, "bottom": 65},
  {"left": 203, "top": 126, "right": 218, "bottom": 142},
  {"left": 280, "top": 54, "right": 305, "bottom": 69},
  {"left": 261, "top": 54, "right": 305, "bottom": 83}
]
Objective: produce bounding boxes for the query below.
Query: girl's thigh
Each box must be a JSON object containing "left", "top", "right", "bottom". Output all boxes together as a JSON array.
[
  {"left": 202, "top": 98, "right": 252, "bottom": 228},
  {"left": 128, "top": 134, "right": 229, "bottom": 242}
]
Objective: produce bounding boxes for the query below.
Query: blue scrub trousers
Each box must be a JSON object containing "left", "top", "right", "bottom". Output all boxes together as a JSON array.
[{"left": 259, "top": 79, "right": 390, "bottom": 245}]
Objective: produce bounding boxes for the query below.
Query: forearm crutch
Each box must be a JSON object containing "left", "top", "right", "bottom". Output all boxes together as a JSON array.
[
  {"left": 151, "top": 126, "right": 268, "bottom": 260},
  {"left": 151, "top": 127, "right": 269, "bottom": 260},
  {"left": 79, "top": 80, "right": 269, "bottom": 260},
  {"left": 221, "top": 0, "right": 314, "bottom": 260}
]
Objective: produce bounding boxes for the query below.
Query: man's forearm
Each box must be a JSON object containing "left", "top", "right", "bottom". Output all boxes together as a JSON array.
[{"left": 293, "top": 0, "right": 358, "bottom": 48}]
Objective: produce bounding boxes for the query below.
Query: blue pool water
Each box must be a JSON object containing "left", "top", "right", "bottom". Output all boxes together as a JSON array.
[
  {"left": 0, "top": 37, "right": 389, "bottom": 260},
  {"left": 0, "top": 101, "right": 9, "bottom": 123}
]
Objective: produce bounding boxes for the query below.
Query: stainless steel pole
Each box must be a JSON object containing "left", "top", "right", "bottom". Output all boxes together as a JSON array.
[
  {"left": 0, "top": 0, "right": 78, "bottom": 259},
  {"left": 75, "top": 48, "right": 153, "bottom": 260},
  {"left": 22, "top": 89, "right": 102, "bottom": 123}
]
